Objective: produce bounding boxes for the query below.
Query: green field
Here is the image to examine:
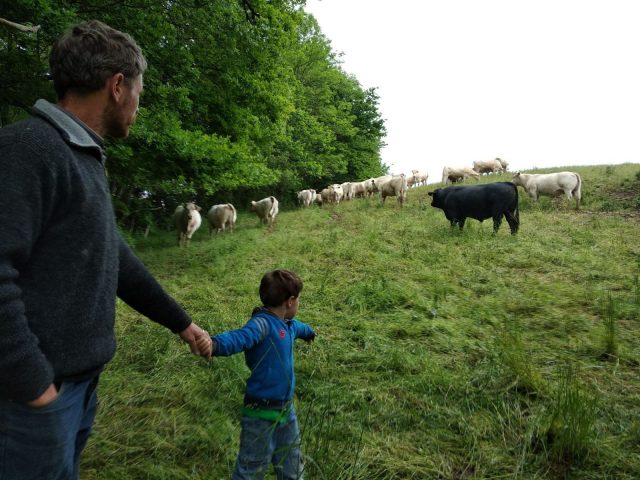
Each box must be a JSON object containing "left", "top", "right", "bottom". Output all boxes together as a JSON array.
[{"left": 82, "top": 164, "right": 640, "bottom": 479}]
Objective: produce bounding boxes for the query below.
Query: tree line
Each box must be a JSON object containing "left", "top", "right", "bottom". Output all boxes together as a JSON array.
[{"left": 1, "top": 0, "right": 387, "bottom": 232}]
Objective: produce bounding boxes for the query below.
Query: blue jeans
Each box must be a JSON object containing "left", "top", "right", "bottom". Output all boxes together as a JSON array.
[
  {"left": 0, "top": 376, "right": 99, "bottom": 480},
  {"left": 232, "top": 408, "right": 304, "bottom": 480}
]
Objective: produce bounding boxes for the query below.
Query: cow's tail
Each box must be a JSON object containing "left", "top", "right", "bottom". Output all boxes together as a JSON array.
[
  {"left": 229, "top": 203, "right": 237, "bottom": 223},
  {"left": 269, "top": 196, "right": 278, "bottom": 217},
  {"left": 507, "top": 182, "right": 520, "bottom": 234},
  {"left": 572, "top": 173, "right": 582, "bottom": 209}
]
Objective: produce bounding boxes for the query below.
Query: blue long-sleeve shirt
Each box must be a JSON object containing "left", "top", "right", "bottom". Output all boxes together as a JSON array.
[{"left": 213, "top": 308, "right": 315, "bottom": 406}]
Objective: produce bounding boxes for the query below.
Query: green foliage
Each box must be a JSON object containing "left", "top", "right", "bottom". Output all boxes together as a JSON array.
[{"left": 1, "top": 0, "right": 386, "bottom": 224}]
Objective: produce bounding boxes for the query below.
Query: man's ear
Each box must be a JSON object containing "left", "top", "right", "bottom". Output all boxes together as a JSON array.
[{"left": 106, "top": 73, "right": 125, "bottom": 101}]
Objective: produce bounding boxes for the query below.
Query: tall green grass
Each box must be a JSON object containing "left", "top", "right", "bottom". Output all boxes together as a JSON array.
[{"left": 81, "top": 164, "right": 640, "bottom": 479}]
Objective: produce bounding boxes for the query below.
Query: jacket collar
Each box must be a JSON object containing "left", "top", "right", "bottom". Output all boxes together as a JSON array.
[{"left": 32, "top": 99, "right": 105, "bottom": 161}]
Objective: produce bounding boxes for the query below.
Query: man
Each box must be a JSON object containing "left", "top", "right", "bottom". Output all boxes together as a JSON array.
[{"left": 0, "top": 20, "right": 212, "bottom": 479}]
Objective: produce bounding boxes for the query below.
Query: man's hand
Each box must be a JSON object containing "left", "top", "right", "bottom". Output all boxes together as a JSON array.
[
  {"left": 179, "top": 323, "right": 212, "bottom": 359},
  {"left": 27, "top": 383, "right": 58, "bottom": 408}
]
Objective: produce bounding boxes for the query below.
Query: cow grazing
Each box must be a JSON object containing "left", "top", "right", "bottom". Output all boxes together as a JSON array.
[
  {"left": 380, "top": 174, "right": 408, "bottom": 206},
  {"left": 250, "top": 196, "right": 279, "bottom": 226},
  {"left": 512, "top": 171, "right": 582, "bottom": 209},
  {"left": 207, "top": 204, "right": 237, "bottom": 236},
  {"left": 297, "top": 189, "right": 316, "bottom": 208},
  {"left": 174, "top": 202, "right": 202, "bottom": 246},
  {"left": 473, "top": 158, "right": 504, "bottom": 175},
  {"left": 428, "top": 182, "right": 519, "bottom": 234},
  {"left": 442, "top": 166, "right": 480, "bottom": 184}
]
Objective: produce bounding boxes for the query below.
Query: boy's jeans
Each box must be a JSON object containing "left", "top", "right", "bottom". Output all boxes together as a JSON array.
[
  {"left": 0, "top": 376, "right": 99, "bottom": 480},
  {"left": 232, "top": 408, "right": 304, "bottom": 480}
]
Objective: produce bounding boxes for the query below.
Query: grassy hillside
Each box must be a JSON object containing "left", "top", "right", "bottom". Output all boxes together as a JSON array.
[{"left": 82, "top": 163, "right": 640, "bottom": 479}]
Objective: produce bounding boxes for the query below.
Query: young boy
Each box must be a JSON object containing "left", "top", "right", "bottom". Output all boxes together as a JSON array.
[{"left": 198, "top": 269, "right": 315, "bottom": 480}]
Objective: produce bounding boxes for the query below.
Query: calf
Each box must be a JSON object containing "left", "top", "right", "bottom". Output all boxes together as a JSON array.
[
  {"left": 250, "top": 196, "right": 279, "bottom": 226},
  {"left": 428, "top": 182, "right": 519, "bottom": 234},
  {"left": 512, "top": 171, "right": 582, "bottom": 209},
  {"left": 174, "top": 202, "right": 202, "bottom": 246},
  {"left": 207, "top": 203, "right": 237, "bottom": 236}
]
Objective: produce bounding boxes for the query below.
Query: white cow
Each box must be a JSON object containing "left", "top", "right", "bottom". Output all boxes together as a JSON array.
[
  {"left": 350, "top": 180, "right": 370, "bottom": 198},
  {"left": 473, "top": 158, "right": 504, "bottom": 175},
  {"left": 207, "top": 204, "right": 237, "bottom": 236},
  {"left": 442, "top": 166, "right": 480, "bottom": 184},
  {"left": 250, "top": 196, "right": 279, "bottom": 225},
  {"left": 411, "top": 170, "right": 429, "bottom": 187},
  {"left": 405, "top": 174, "right": 416, "bottom": 188},
  {"left": 297, "top": 189, "right": 316, "bottom": 208},
  {"left": 380, "top": 174, "right": 408, "bottom": 206},
  {"left": 512, "top": 171, "right": 582, "bottom": 209},
  {"left": 372, "top": 175, "right": 393, "bottom": 193},
  {"left": 174, "top": 202, "right": 202, "bottom": 246},
  {"left": 364, "top": 178, "right": 377, "bottom": 197},
  {"left": 330, "top": 184, "right": 344, "bottom": 204},
  {"left": 341, "top": 182, "right": 354, "bottom": 201}
]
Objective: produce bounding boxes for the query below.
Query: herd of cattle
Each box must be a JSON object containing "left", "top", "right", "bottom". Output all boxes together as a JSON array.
[{"left": 173, "top": 159, "right": 583, "bottom": 244}]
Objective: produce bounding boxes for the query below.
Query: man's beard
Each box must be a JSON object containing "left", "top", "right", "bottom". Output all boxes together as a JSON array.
[{"left": 103, "top": 101, "right": 129, "bottom": 138}]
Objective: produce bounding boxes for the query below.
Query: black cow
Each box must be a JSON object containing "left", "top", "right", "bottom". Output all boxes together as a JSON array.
[{"left": 428, "top": 182, "right": 519, "bottom": 234}]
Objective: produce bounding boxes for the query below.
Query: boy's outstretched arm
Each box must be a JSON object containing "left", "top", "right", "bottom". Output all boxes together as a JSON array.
[{"left": 292, "top": 320, "right": 315, "bottom": 342}]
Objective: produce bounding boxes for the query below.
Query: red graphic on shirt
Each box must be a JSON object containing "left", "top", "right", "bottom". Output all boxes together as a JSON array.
[{"left": 279, "top": 329, "right": 286, "bottom": 338}]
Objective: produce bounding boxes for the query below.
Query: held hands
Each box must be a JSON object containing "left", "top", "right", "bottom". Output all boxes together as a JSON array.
[{"left": 179, "top": 323, "right": 213, "bottom": 359}]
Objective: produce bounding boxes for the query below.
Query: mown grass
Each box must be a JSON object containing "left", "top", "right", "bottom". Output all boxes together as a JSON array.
[{"left": 82, "top": 163, "right": 640, "bottom": 479}]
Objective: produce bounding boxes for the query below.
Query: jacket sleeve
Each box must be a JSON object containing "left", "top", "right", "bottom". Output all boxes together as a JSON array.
[
  {"left": 116, "top": 236, "right": 192, "bottom": 333},
  {"left": 0, "top": 140, "right": 56, "bottom": 402},
  {"left": 291, "top": 319, "right": 315, "bottom": 341},
  {"left": 213, "top": 316, "right": 270, "bottom": 356}
]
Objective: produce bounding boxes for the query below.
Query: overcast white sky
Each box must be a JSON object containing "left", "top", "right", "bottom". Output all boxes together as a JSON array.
[{"left": 304, "top": 0, "right": 640, "bottom": 182}]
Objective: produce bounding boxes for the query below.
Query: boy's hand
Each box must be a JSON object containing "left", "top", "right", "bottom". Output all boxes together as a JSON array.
[
  {"left": 196, "top": 334, "right": 214, "bottom": 359},
  {"left": 179, "top": 323, "right": 212, "bottom": 359},
  {"left": 304, "top": 333, "right": 316, "bottom": 344}
]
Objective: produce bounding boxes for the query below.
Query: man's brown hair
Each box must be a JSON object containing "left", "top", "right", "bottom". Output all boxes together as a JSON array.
[
  {"left": 259, "top": 270, "right": 303, "bottom": 307},
  {"left": 49, "top": 20, "right": 147, "bottom": 99}
]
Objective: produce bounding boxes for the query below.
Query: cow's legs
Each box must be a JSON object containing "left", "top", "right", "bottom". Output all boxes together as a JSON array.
[
  {"left": 492, "top": 215, "right": 502, "bottom": 233},
  {"left": 457, "top": 218, "right": 466, "bottom": 231},
  {"left": 505, "top": 211, "right": 519, "bottom": 235}
]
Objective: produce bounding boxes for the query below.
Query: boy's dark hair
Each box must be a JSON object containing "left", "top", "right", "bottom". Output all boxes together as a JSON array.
[
  {"left": 259, "top": 270, "right": 303, "bottom": 307},
  {"left": 49, "top": 20, "right": 147, "bottom": 99}
]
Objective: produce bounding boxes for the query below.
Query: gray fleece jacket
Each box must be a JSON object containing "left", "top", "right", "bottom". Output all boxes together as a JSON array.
[{"left": 0, "top": 99, "right": 192, "bottom": 403}]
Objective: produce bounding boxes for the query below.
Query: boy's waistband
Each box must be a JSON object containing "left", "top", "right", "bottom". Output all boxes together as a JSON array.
[{"left": 241, "top": 405, "right": 291, "bottom": 424}]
